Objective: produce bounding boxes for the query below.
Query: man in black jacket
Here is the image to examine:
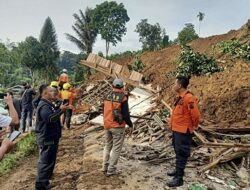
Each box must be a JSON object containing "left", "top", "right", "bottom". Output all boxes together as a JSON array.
[{"left": 35, "top": 84, "right": 68, "bottom": 190}]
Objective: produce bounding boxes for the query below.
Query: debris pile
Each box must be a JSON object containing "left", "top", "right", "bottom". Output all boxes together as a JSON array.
[{"left": 193, "top": 128, "right": 250, "bottom": 174}]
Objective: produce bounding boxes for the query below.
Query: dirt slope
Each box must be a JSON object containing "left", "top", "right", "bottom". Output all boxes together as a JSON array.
[{"left": 131, "top": 20, "right": 250, "bottom": 129}]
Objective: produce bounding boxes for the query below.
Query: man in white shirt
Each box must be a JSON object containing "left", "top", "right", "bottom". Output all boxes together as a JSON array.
[{"left": 0, "top": 95, "right": 19, "bottom": 160}]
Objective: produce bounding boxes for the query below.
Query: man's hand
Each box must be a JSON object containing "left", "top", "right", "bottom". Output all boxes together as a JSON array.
[
  {"left": 4, "top": 95, "right": 13, "bottom": 106},
  {"left": 125, "top": 127, "right": 133, "bottom": 136},
  {"left": 4, "top": 95, "right": 19, "bottom": 126},
  {"left": 60, "top": 104, "right": 69, "bottom": 112},
  {"left": 1, "top": 138, "right": 14, "bottom": 153},
  {"left": 68, "top": 105, "right": 74, "bottom": 110}
]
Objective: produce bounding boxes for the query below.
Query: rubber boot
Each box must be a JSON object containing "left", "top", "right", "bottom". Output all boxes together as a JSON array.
[
  {"left": 166, "top": 168, "right": 184, "bottom": 187},
  {"left": 166, "top": 176, "right": 183, "bottom": 187},
  {"left": 167, "top": 169, "right": 176, "bottom": 176}
]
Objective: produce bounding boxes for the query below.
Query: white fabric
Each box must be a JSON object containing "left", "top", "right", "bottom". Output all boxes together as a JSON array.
[{"left": 0, "top": 114, "right": 12, "bottom": 128}]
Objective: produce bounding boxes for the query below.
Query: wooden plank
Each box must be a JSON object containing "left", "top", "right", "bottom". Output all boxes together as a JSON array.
[{"left": 129, "top": 71, "right": 143, "bottom": 82}]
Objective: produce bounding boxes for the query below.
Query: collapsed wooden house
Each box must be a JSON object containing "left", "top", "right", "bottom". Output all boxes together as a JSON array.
[
  {"left": 76, "top": 53, "right": 250, "bottom": 186},
  {"left": 80, "top": 53, "right": 143, "bottom": 87}
]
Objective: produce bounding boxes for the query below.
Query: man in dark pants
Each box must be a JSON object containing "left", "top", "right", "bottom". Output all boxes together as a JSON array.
[
  {"left": 20, "top": 83, "right": 36, "bottom": 132},
  {"left": 165, "top": 76, "right": 200, "bottom": 188},
  {"left": 35, "top": 84, "right": 68, "bottom": 190}
]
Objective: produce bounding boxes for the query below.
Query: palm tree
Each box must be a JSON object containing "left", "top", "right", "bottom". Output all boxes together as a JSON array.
[
  {"left": 65, "top": 8, "right": 97, "bottom": 54},
  {"left": 197, "top": 12, "right": 205, "bottom": 35}
]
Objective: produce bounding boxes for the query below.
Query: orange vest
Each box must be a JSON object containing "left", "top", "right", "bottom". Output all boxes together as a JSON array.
[
  {"left": 59, "top": 73, "right": 69, "bottom": 83},
  {"left": 104, "top": 89, "right": 127, "bottom": 129},
  {"left": 170, "top": 91, "right": 200, "bottom": 134},
  {"left": 59, "top": 90, "right": 76, "bottom": 106}
]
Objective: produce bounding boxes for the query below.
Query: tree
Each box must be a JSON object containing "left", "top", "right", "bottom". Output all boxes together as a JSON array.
[
  {"left": 177, "top": 23, "right": 199, "bottom": 45},
  {"left": 135, "top": 19, "right": 168, "bottom": 51},
  {"left": 197, "top": 12, "right": 205, "bottom": 35},
  {"left": 18, "top": 37, "right": 44, "bottom": 85},
  {"left": 39, "top": 17, "right": 60, "bottom": 82},
  {"left": 66, "top": 8, "right": 97, "bottom": 54},
  {"left": 74, "top": 53, "right": 88, "bottom": 84},
  {"left": 135, "top": 19, "right": 165, "bottom": 50},
  {"left": 92, "top": 1, "right": 130, "bottom": 56},
  {"left": 0, "top": 41, "right": 29, "bottom": 88}
]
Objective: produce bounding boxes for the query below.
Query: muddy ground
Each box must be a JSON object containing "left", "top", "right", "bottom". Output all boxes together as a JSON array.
[{"left": 0, "top": 124, "right": 241, "bottom": 190}]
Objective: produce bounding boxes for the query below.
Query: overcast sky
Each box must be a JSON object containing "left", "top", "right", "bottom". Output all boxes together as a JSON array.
[{"left": 0, "top": 0, "right": 249, "bottom": 54}]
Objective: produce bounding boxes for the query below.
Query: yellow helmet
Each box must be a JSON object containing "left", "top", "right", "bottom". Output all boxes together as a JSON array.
[
  {"left": 63, "top": 83, "right": 71, "bottom": 90},
  {"left": 50, "top": 81, "right": 59, "bottom": 88}
]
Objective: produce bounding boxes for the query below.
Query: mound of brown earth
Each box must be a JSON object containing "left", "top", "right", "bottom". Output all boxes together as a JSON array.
[{"left": 124, "top": 20, "right": 250, "bottom": 129}]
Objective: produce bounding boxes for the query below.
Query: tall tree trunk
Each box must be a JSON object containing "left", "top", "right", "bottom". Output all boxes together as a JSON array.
[
  {"left": 29, "top": 68, "right": 35, "bottom": 87},
  {"left": 86, "top": 49, "right": 92, "bottom": 76},
  {"left": 199, "top": 21, "right": 201, "bottom": 35},
  {"left": 105, "top": 40, "right": 110, "bottom": 58}
]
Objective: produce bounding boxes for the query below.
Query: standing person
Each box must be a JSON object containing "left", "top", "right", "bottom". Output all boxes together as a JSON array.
[
  {"left": 102, "top": 79, "right": 133, "bottom": 176},
  {"left": 0, "top": 94, "right": 19, "bottom": 160},
  {"left": 35, "top": 84, "right": 68, "bottom": 190},
  {"left": 58, "top": 69, "right": 69, "bottom": 91},
  {"left": 59, "top": 83, "right": 76, "bottom": 129},
  {"left": 4, "top": 91, "right": 22, "bottom": 130},
  {"left": 20, "top": 83, "right": 36, "bottom": 132},
  {"left": 165, "top": 76, "right": 200, "bottom": 188},
  {"left": 5, "top": 91, "right": 22, "bottom": 119}
]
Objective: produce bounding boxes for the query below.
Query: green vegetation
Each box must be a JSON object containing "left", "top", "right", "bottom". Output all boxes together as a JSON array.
[
  {"left": 39, "top": 17, "right": 60, "bottom": 83},
  {"left": 0, "top": 42, "right": 29, "bottom": 88},
  {"left": 58, "top": 51, "right": 89, "bottom": 84},
  {"left": 177, "top": 23, "right": 199, "bottom": 45},
  {"left": 176, "top": 46, "right": 221, "bottom": 77},
  {"left": 218, "top": 40, "right": 250, "bottom": 62},
  {"left": 18, "top": 36, "right": 45, "bottom": 86},
  {"left": 91, "top": 1, "right": 130, "bottom": 57},
  {"left": 0, "top": 133, "right": 37, "bottom": 176},
  {"left": 132, "top": 53, "right": 144, "bottom": 72},
  {"left": 108, "top": 50, "right": 140, "bottom": 60},
  {"left": 135, "top": 19, "right": 170, "bottom": 51},
  {"left": 65, "top": 8, "right": 97, "bottom": 55}
]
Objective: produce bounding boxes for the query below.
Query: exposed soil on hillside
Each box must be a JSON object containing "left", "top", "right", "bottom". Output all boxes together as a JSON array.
[{"left": 113, "top": 20, "right": 250, "bottom": 129}]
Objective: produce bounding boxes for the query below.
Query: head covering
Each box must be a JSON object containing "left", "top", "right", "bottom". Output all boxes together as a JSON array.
[
  {"left": 50, "top": 81, "right": 59, "bottom": 89},
  {"left": 63, "top": 83, "right": 71, "bottom": 90},
  {"left": 112, "top": 79, "right": 124, "bottom": 88},
  {"left": 62, "top": 69, "right": 68, "bottom": 73}
]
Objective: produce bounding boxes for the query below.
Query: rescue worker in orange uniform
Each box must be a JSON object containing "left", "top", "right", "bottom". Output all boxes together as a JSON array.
[
  {"left": 59, "top": 83, "right": 76, "bottom": 129},
  {"left": 102, "top": 79, "right": 133, "bottom": 176},
  {"left": 58, "top": 69, "right": 69, "bottom": 91},
  {"left": 166, "top": 76, "right": 200, "bottom": 188}
]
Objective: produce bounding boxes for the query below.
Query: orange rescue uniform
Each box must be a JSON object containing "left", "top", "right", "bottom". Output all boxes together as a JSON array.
[
  {"left": 104, "top": 89, "right": 127, "bottom": 129},
  {"left": 170, "top": 90, "right": 200, "bottom": 134},
  {"left": 59, "top": 90, "right": 76, "bottom": 106}
]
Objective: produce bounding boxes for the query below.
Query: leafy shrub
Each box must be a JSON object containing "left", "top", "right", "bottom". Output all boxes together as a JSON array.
[
  {"left": 218, "top": 40, "right": 250, "bottom": 61},
  {"left": 131, "top": 52, "right": 145, "bottom": 72},
  {"left": 0, "top": 133, "right": 37, "bottom": 176},
  {"left": 176, "top": 46, "right": 222, "bottom": 77}
]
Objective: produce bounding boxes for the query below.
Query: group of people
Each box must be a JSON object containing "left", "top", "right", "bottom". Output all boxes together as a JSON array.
[
  {"left": 0, "top": 73, "right": 200, "bottom": 189},
  {"left": 101, "top": 76, "right": 200, "bottom": 188}
]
